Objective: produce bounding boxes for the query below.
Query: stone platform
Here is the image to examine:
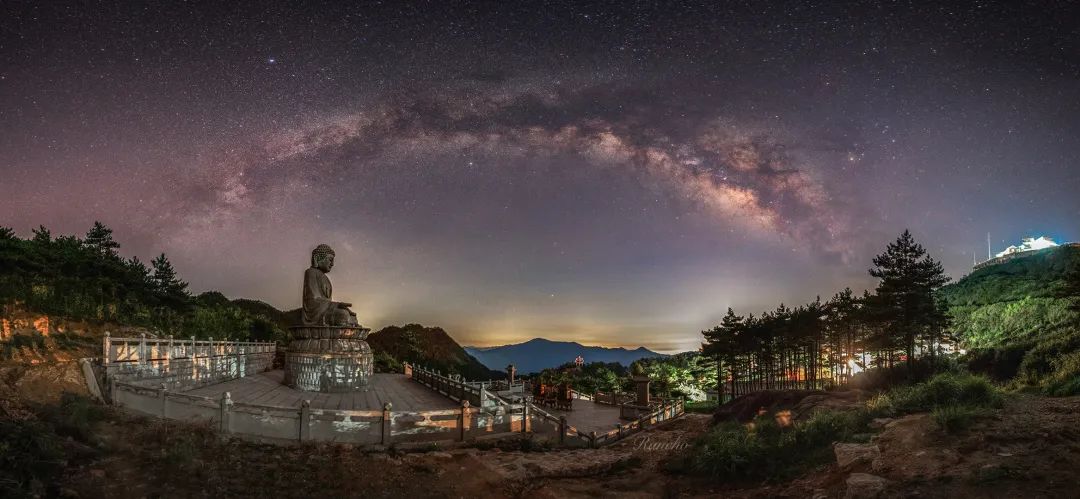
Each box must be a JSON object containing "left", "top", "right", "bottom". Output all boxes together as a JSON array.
[
  {"left": 185, "top": 370, "right": 458, "bottom": 411},
  {"left": 536, "top": 400, "right": 625, "bottom": 435}
]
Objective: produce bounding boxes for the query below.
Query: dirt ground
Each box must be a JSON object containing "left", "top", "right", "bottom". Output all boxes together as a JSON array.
[{"left": 4, "top": 361, "right": 1080, "bottom": 498}]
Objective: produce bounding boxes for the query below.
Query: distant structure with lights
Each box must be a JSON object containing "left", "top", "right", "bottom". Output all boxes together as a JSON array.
[{"left": 974, "top": 236, "right": 1078, "bottom": 271}]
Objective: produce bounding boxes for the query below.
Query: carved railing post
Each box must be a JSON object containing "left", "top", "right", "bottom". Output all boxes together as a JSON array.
[
  {"left": 522, "top": 403, "right": 530, "bottom": 433},
  {"left": 190, "top": 336, "right": 198, "bottom": 384},
  {"left": 589, "top": 431, "right": 597, "bottom": 449},
  {"left": 166, "top": 335, "right": 174, "bottom": 363},
  {"left": 219, "top": 392, "right": 232, "bottom": 434},
  {"left": 558, "top": 415, "right": 567, "bottom": 444},
  {"left": 459, "top": 400, "right": 470, "bottom": 441},
  {"left": 102, "top": 331, "right": 111, "bottom": 368},
  {"left": 138, "top": 333, "right": 147, "bottom": 366},
  {"left": 160, "top": 383, "right": 169, "bottom": 417},
  {"left": 299, "top": 400, "right": 311, "bottom": 441},
  {"left": 381, "top": 402, "right": 393, "bottom": 445}
]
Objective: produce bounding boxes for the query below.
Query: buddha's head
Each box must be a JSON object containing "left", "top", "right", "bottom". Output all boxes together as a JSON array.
[{"left": 311, "top": 244, "right": 335, "bottom": 272}]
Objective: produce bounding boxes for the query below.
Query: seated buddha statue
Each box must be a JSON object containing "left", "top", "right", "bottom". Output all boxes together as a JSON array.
[{"left": 301, "top": 244, "right": 359, "bottom": 327}]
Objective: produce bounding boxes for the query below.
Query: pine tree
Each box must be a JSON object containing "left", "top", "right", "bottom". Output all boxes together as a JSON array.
[
  {"left": 84, "top": 221, "right": 120, "bottom": 257},
  {"left": 702, "top": 308, "right": 744, "bottom": 400},
  {"left": 151, "top": 253, "right": 188, "bottom": 300},
  {"left": 31, "top": 225, "right": 51, "bottom": 244},
  {"left": 868, "top": 230, "right": 951, "bottom": 373}
]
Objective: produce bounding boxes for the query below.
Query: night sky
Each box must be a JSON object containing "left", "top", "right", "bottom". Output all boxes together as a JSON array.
[{"left": 2, "top": 2, "right": 1078, "bottom": 352}]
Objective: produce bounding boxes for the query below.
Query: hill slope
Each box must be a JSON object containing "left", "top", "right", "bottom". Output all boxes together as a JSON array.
[
  {"left": 941, "top": 244, "right": 1080, "bottom": 386},
  {"left": 367, "top": 324, "right": 501, "bottom": 380},
  {"left": 465, "top": 338, "right": 667, "bottom": 374},
  {"left": 942, "top": 244, "right": 1080, "bottom": 348}
]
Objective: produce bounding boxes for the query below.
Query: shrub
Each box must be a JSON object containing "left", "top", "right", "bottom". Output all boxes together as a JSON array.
[
  {"left": 867, "top": 372, "right": 1002, "bottom": 417},
  {"left": 0, "top": 419, "right": 65, "bottom": 496},
  {"left": 1043, "top": 351, "right": 1080, "bottom": 396},
  {"left": 677, "top": 411, "right": 863, "bottom": 482},
  {"left": 36, "top": 392, "right": 110, "bottom": 443},
  {"left": 932, "top": 405, "right": 984, "bottom": 434},
  {"left": 678, "top": 372, "right": 1005, "bottom": 482},
  {"left": 683, "top": 400, "right": 718, "bottom": 414}
]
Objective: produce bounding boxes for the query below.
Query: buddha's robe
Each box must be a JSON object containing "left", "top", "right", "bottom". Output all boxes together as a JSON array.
[{"left": 301, "top": 267, "right": 356, "bottom": 326}]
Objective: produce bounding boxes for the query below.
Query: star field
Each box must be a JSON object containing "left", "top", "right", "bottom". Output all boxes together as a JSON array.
[{"left": 1, "top": 1, "right": 1078, "bottom": 352}]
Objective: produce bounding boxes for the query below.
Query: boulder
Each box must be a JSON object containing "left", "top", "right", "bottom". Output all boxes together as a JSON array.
[
  {"left": 844, "top": 473, "right": 888, "bottom": 499},
  {"left": 869, "top": 418, "right": 894, "bottom": 430},
  {"left": 834, "top": 442, "right": 881, "bottom": 470}
]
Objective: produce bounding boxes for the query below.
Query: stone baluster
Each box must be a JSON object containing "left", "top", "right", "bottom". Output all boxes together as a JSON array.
[
  {"left": 381, "top": 402, "right": 393, "bottom": 445},
  {"left": 459, "top": 400, "right": 470, "bottom": 441},
  {"left": 160, "top": 383, "right": 169, "bottom": 417},
  {"left": 102, "top": 331, "right": 111, "bottom": 367},
  {"left": 299, "top": 400, "right": 311, "bottom": 441},
  {"left": 138, "top": 333, "right": 147, "bottom": 366},
  {"left": 219, "top": 392, "right": 232, "bottom": 433}
]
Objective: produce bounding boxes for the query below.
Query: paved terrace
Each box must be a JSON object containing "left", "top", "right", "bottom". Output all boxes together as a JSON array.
[
  {"left": 534, "top": 400, "right": 625, "bottom": 436},
  {"left": 185, "top": 370, "right": 458, "bottom": 411}
]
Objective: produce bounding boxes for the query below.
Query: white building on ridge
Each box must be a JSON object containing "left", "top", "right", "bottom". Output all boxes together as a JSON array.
[{"left": 994, "top": 236, "right": 1059, "bottom": 258}]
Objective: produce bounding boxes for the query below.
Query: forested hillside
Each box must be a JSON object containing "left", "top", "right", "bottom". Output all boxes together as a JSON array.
[
  {"left": 0, "top": 224, "right": 287, "bottom": 345},
  {"left": 367, "top": 324, "right": 501, "bottom": 380},
  {"left": 942, "top": 244, "right": 1080, "bottom": 393},
  {"left": 942, "top": 245, "right": 1079, "bottom": 348}
]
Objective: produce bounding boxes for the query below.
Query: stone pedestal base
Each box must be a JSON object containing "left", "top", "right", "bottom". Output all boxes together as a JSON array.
[{"left": 283, "top": 326, "right": 373, "bottom": 392}]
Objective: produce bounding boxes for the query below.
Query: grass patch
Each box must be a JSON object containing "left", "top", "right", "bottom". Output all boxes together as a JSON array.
[
  {"left": 0, "top": 393, "right": 109, "bottom": 496},
  {"left": 671, "top": 410, "right": 867, "bottom": 481},
  {"left": 675, "top": 372, "right": 1005, "bottom": 481},
  {"left": 866, "top": 372, "right": 1002, "bottom": 418},
  {"left": 0, "top": 418, "right": 66, "bottom": 496},
  {"left": 1042, "top": 351, "right": 1080, "bottom": 396},
  {"left": 932, "top": 405, "right": 986, "bottom": 434},
  {"left": 683, "top": 400, "right": 718, "bottom": 413}
]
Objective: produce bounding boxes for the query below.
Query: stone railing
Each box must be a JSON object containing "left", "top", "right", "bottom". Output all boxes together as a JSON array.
[
  {"left": 528, "top": 395, "right": 685, "bottom": 448},
  {"left": 103, "top": 333, "right": 276, "bottom": 391},
  {"left": 528, "top": 403, "right": 593, "bottom": 447},
  {"left": 591, "top": 390, "right": 635, "bottom": 406},
  {"left": 405, "top": 363, "right": 529, "bottom": 432},
  {"left": 109, "top": 378, "right": 528, "bottom": 446},
  {"left": 592, "top": 399, "right": 684, "bottom": 447}
]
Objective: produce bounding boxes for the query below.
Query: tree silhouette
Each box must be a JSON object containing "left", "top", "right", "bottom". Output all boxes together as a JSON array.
[
  {"left": 867, "top": 230, "right": 951, "bottom": 373},
  {"left": 84, "top": 221, "right": 120, "bottom": 258}
]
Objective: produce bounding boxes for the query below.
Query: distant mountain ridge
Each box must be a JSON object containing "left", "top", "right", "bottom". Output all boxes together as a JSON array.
[
  {"left": 368, "top": 324, "right": 501, "bottom": 380},
  {"left": 464, "top": 338, "right": 667, "bottom": 374}
]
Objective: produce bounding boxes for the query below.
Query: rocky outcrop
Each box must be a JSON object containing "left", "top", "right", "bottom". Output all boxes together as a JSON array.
[
  {"left": 844, "top": 473, "right": 888, "bottom": 499},
  {"left": 833, "top": 442, "right": 880, "bottom": 470}
]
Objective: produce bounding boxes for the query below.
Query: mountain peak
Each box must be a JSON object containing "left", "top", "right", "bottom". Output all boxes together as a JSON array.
[{"left": 464, "top": 337, "right": 667, "bottom": 374}]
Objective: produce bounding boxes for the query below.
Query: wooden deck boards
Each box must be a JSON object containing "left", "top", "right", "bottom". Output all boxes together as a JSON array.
[{"left": 184, "top": 371, "right": 458, "bottom": 411}]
